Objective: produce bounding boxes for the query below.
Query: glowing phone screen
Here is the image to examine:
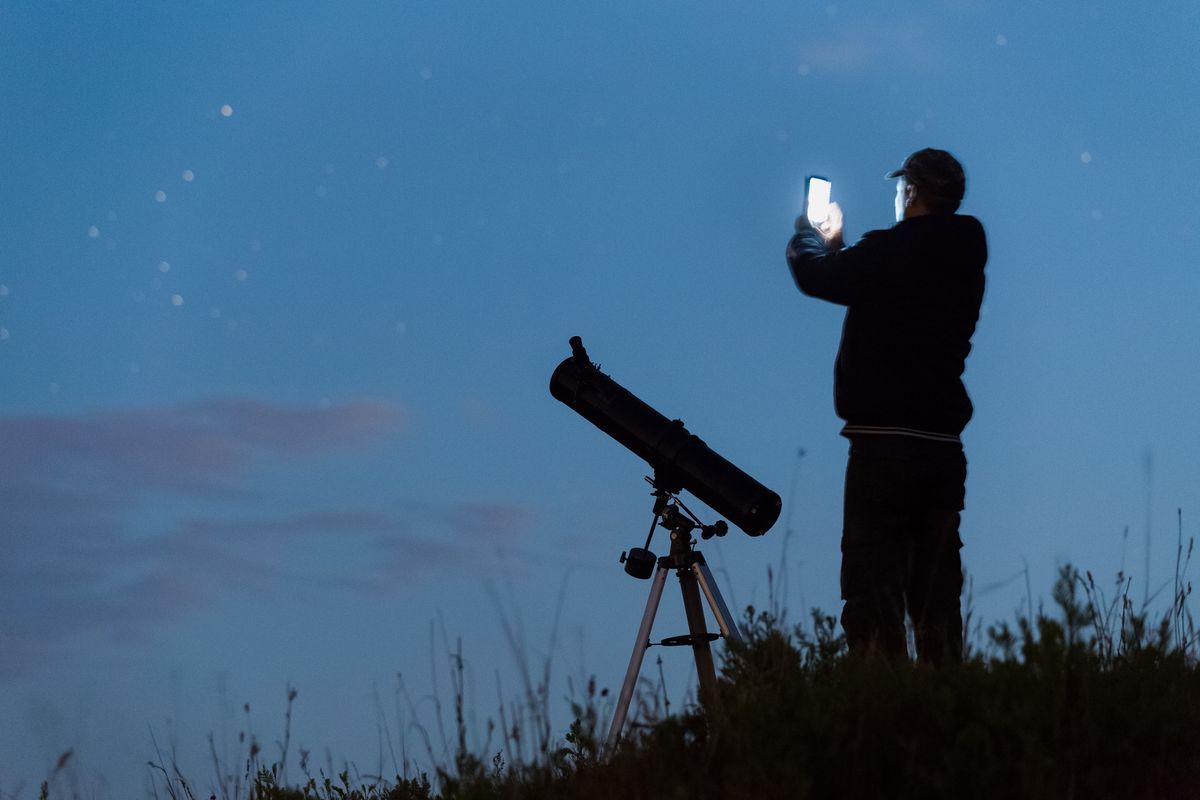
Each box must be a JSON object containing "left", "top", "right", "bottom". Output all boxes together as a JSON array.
[{"left": 806, "top": 176, "right": 832, "bottom": 225}]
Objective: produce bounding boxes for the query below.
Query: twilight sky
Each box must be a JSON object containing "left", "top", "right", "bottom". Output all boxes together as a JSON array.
[{"left": 3, "top": 2, "right": 1199, "bottom": 796}]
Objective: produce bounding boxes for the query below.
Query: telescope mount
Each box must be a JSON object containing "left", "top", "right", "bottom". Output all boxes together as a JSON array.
[{"left": 606, "top": 475, "right": 742, "bottom": 753}]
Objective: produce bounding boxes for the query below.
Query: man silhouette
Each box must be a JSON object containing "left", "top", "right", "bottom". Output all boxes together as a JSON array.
[{"left": 785, "top": 148, "right": 987, "bottom": 663}]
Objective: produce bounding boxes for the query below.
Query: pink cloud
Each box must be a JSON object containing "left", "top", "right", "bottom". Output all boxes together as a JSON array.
[
  {"left": 0, "top": 397, "right": 405, "bottom": 495},
  {"left": 0, "top": 397, "right": 408, "bottom": 679},
  {"left": 395, "top": 501, "right": 534, "bottom": 542},
  {"left": 0, "top": 392, "right": 531, "bottom": 681},
  {"left": 183, "top": 398, "right": 404, "bottom": 455}
]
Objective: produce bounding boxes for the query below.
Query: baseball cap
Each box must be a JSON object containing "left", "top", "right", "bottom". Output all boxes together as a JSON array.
[{"left": 885, "top": 148, "right": 966, "bottom": 204}]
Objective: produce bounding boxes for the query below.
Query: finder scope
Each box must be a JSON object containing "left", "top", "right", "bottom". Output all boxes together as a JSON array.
[{"left": 549, "top": 337, "right": 781, "bottom": 537}]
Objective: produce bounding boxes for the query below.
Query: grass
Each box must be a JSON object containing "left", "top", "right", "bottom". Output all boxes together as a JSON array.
[{"left": 29, "top": 553, "right": 1200, "bottom": 800}]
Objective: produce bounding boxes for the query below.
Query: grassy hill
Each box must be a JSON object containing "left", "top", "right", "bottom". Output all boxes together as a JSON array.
[{"left": 111, "top": 564, "right": 1200, "bottom": 800}]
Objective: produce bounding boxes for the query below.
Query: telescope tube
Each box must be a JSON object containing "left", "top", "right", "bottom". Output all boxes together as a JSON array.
[{"left": 549, "top": 340, "right": 781, "bottom": 536}]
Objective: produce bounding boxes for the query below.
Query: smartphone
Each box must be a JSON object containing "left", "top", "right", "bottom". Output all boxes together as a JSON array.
[{"left": 805, "top": 175, "right": 832, "bottom": 226}]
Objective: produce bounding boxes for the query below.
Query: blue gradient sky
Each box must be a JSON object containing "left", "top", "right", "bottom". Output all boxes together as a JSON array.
[{"left": 3, "top": 2, "right": 1199, "bottom": 795}]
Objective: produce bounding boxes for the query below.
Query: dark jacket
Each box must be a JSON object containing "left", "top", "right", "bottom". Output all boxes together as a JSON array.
[{"left": 786, "top": 213, "right": 987, "bottom": 437}]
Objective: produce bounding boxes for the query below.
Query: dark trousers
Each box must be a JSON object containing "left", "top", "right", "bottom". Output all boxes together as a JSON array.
[{"left": 840, "top": 436, "right": 966, "bottom": 664}]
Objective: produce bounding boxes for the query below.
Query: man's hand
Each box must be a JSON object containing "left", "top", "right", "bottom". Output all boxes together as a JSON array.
[{"left": 819, "top": 202, "right": 844, "bottom": 248}]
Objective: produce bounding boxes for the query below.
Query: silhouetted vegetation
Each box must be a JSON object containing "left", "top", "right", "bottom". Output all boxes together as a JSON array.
[{"left": 79, "top": 561, "right": 1193, "bottom": 800}]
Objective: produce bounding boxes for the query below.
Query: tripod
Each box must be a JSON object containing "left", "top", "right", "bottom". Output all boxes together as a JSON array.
[{"left": 605, "top": 480, "right": 742, "bottom": 752}]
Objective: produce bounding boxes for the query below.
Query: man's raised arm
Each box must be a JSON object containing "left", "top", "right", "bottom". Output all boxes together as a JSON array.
[{"left": 786, "top": 215, "right": 891, "bottom": 306}]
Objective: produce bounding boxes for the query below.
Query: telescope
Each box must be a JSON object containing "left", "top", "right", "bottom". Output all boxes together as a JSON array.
[
  {"left": 550, "top": 336, "right": 782, "bottom": 752},
  {"left": 549, "top": 337, "right": 781, "bottom": 537}
]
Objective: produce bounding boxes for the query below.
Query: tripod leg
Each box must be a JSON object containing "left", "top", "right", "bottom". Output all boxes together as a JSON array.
[
  {"left": 678, "top": 566, "right": 718, "bottom": 700},
  {"left": 605, "top": 563, "right": 669, "bottom": 752},
  {"left": 693, "top": 560, "right": 743, "bottom": 645}
]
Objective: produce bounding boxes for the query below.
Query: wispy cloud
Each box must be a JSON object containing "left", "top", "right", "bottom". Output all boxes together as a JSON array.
[
  {"left": 798, "top": 22, "right": 942, "bottom": 74},
  {"left": 0, "top": 397, "right": 403, "bottom": 495},
  {"left": 0, "top": 398, "right": 532, "bottom": 681}
]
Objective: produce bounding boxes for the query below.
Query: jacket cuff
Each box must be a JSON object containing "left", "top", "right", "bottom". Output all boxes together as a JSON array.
[{"left": 788, "top": 226, "right": 825, "bottom": 259}]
